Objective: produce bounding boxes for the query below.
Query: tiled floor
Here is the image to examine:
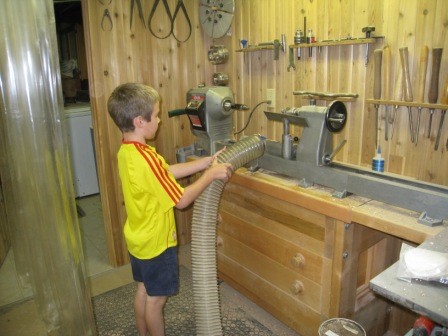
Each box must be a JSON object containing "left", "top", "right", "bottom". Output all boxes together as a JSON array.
[{"left": 0, "top": 194, "right": 299, "bottom": 336}]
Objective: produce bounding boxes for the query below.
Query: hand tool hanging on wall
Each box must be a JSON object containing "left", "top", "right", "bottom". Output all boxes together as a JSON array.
[
  {"left": 373, "top": 49, "right": 382, "bottom": 147},
  {"left": 130, "top": 0, "right": 146, "bottom": 30},
  {"left": 435, "top": 75, "right": 448, "bottom": 151},
  {"left": 390, "top": 70, "right": 403, "bottom": 140},
  {"left": 287, "top": 47, "right": 296, "bottom": 71},
  {"left": 294, "top": 29, "right": 304, "bottom": 59},
  {"left": 101, "top": 8, "right": 113, "bottom": 31},
  {"left": 427, "top": 48, "right": 443, "bottom": 138},
  {"left": 382, "top": 46, "right": 391, "bottom": 140},
  {"left": 399, "top": 47, "right": 415, "bottom": 143},
  {"left": 258, "top": 35, "right": 286, "bottom": 61},
  {"left": 415, "top": 46, "right": 429, "bottom": 145},
  {"left": 362, "top": 26, "right": 375, "bottom": 66},
  {"left": 148, "top": 0, "right": 191, "bottom": 42}
]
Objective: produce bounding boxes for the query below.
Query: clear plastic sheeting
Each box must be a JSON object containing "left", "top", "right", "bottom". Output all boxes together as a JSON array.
[{"left": 0, "top": 1, "right": 96, "bottom": 335}]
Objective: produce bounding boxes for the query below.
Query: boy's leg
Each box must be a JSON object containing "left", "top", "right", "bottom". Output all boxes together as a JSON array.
[
  {"left": 145, "top": 295, "right": 167, "bottom": 336},
  {"left": 134, "top": 282, "right": 148, "bottom": 336}
]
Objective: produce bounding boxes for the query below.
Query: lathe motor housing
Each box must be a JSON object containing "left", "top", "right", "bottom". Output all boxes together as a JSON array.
[{"left": 185, "top": 86, "right": 234, "bottom": 155}]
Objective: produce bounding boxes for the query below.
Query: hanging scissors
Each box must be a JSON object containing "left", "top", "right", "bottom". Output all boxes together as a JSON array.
[
  {"left": 148, "top": 0, "right": 191, "bottom": 42},
  {"left": 130, "top": 0, "right": 146, "bottom": 30}
]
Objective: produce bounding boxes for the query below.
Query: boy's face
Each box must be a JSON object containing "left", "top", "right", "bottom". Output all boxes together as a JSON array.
[{"left": 141, "top": 102, "right": 160, "bottom": 140}]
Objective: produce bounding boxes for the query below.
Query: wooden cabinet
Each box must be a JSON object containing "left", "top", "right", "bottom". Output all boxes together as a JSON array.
[
  {"left": 216, "top": 169, "right": 444, "bottom": 336},
  {"left": 218, "top": 182, "right": 327, "bottom": 335}
]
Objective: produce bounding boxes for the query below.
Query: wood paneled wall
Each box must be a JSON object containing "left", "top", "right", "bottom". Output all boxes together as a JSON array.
[{"left": 82, "top": 0, "right": 447, "bottom": 266}]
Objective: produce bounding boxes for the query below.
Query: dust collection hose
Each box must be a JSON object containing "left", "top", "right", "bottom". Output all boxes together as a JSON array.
[{"left": 191, "top": 135, "right": 266, "bottom": 336}]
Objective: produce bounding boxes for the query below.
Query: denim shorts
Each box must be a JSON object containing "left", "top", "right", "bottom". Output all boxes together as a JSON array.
[{"left": 129, "top": 246, "right": 179, "bottom": 296}]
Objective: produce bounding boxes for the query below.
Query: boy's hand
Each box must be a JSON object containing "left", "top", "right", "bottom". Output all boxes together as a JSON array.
[
  {"left": 210, "top": 146, "right": 227, "bottom": 166},
  {"left": 208, "top": 162, "right": 233, "bottom": 182}
]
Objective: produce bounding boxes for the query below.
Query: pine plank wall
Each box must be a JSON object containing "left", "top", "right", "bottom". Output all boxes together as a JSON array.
[{"left": 81, "top": 0, "right": 448, "bottom": 266}]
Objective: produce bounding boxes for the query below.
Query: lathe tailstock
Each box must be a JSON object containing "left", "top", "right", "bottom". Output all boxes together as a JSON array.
[{"left": 253, "top": 101, "right": 448, "bottom": 225}]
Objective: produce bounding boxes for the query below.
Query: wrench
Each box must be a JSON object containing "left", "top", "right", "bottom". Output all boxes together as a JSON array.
[{"left": 287, "top": 47, "right": 296, "bottom": 72}]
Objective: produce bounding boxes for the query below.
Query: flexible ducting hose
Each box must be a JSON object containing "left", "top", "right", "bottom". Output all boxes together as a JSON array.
[{"left": 191, "top": 135, "right": 266, "bottom": 336}]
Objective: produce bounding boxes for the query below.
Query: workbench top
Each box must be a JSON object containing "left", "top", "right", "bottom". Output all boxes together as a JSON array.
[
  {"left": 231, "top": 168, "right": 447, "bottom": 244},
  {"left": 370, "top": 228, "right": 448, "bottom": 327}
]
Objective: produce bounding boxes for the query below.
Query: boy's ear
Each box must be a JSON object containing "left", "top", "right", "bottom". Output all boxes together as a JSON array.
[{"left": 133, "top": 116, "right": 143, "bottom": 128}]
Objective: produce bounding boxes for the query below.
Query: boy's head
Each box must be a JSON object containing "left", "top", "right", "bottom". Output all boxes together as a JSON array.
[{"left": 108, "top": 83, "right": 160, "bottom": 133}]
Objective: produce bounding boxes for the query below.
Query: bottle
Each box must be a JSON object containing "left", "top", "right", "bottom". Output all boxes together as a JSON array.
[
  {"left": 307, "top": 29, "right": 315, "bottom": 44},
  {"left": 372, "top": 146, "right": 384, "bottom": 172}
]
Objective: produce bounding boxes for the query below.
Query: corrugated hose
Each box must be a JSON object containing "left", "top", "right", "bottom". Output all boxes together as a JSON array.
[{"left": 191, "top": 135, "right": 266, "bottom": 336}]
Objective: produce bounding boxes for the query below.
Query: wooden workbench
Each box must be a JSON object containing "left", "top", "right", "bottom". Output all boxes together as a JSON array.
[{"left": 216, "top": 168, "right": 446, "bottom": 336}]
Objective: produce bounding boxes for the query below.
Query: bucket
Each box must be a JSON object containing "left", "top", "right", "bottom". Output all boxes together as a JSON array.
[{"left": 319, "top": 318, "right": 366, "bottom": 336}]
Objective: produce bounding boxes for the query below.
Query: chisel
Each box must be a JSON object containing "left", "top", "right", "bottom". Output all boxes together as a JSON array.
[
  {"left": 399, "top": 47, "right": 414, "bottom": 143},
  {"left": 382, "top": 46, "right": 391, "bottom": 140},
  {"left": 390, "top": 69, "right": 403, "bottom": 140},
  {"left": 373, "top": 49, "right": 383, "bottom": 147},
  {"left": 428, "top": 48, "right": 443, "bottom": 138},
  {"left": 415, "top": 46, "right": 429, "bottom": 145},
  {"left": 435, "top": 75, "right": 448, "bottom": 151}
]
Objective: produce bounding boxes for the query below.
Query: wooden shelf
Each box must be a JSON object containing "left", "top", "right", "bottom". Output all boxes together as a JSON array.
[
  {"left": 289, "top": 37, "right": 381, "bottom": 49},
  {"left": 236, "top": 45, "right": 274, "bottom": 52},
  {"left": 235, "top": 37, "right": 382, "bottom": 53},
  {"left": 366, "top": 99, "right": 448, "bottom": 110}
]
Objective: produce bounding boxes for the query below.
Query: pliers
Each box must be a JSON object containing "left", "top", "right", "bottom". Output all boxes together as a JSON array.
[{"left": 130, "top": 0, "right": 146, "bottom": 30}]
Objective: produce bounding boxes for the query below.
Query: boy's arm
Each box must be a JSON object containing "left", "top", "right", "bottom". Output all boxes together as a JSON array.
[
  {"left": 175, "top": 162, "right": 233, "bottom": 209},
  {"left": 169, "top": 147, "right": 227, "bottom": 179},
  {"left": 169, "top": 156, "right": 212, "bottom": 179}
]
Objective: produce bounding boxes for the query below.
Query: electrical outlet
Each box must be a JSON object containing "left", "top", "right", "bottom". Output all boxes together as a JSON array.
[{"left": 266, "top": 88, "right": 275, "bottom": 108}]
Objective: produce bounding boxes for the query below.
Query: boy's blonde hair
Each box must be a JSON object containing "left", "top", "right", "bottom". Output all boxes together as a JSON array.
[{"left": 108, "top": 83, "right": 160, "bottom": 132}]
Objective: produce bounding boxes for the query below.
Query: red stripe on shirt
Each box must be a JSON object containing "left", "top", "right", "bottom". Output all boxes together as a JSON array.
[
  {"left": 143, "top": 147, "right": 183, "bottom": 200},
  {"left": 133, "top": 143, "right": 183, "bottom": 203}
]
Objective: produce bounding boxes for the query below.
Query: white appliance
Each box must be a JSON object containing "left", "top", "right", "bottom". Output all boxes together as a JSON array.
[{"left": 64, "top": 103, "right": 99, "bottom": 197}]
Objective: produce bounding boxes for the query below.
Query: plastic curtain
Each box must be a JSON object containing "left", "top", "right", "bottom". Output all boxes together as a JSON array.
[{"left": 0, "top": 1, "right": 96, "bottom": 335}]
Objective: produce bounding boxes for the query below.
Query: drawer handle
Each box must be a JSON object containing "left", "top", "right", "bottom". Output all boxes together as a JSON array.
[
  {"left": 291, "top": 253, "right": 305, "bottom": 268},
  {"left": 290, "top": 280, "right": 304, "bottom": 295}
]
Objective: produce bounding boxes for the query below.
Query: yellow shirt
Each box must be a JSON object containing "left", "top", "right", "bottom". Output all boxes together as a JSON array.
[{"left": 117, "top": 140, "right": 184, "bottom": 259}]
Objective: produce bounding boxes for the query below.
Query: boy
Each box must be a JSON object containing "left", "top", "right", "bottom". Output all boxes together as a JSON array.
[{"left": 107, "top": 83, "right": 233, "bottom": 336}]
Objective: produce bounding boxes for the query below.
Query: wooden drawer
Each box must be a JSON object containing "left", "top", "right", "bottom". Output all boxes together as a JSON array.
[
  {"left": 222, "top": 183, "right": 327, "bottom": 246},
  {"left": 218, "top": 231, "right": 322, "bottom": 310},
  {"left": 218, "top": 245, "right": 322, "bottom": 336},
  {"left": 219, "top": 206, "right": 324, "bottom": 284},
  {"left": 220, "top": 183, "right": 326, "bottom": 283},
  {"left": 217, "top": 181, "right": 330, "bottom": 335}
]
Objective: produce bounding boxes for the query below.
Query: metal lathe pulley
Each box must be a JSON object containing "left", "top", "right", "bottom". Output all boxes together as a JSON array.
[{"left": 325, "top": 100, "right": 347, "bottom": 133}]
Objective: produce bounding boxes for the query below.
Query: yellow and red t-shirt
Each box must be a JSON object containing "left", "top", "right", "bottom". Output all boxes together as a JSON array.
[{"left": 117, "top": 140, "right": 184, "bottom": 259}]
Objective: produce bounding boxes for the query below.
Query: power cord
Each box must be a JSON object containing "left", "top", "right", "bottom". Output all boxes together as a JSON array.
[{"left": 234, "top": 100, "right": 271, "bottom": 135}]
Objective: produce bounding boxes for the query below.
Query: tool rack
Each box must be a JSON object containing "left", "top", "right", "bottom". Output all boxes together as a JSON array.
[
  {"left": 289, "top": 37, "right": 379, "bottom": 49},
  {"left": 235, "top": 37, "right": 379, "bottom": 52},
  {"left": 366, "top": 100, "right": 448, "bottom": 110}
]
